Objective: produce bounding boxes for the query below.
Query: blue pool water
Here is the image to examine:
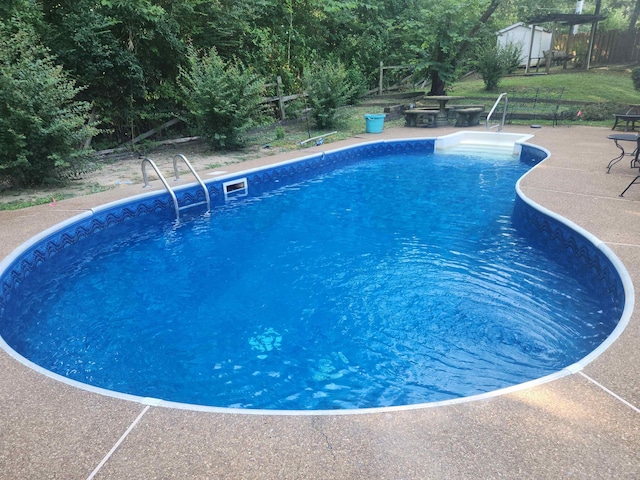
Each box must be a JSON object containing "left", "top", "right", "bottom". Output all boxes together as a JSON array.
[{"left": 0, "top": 148, "right": 621, "bottom": 410}]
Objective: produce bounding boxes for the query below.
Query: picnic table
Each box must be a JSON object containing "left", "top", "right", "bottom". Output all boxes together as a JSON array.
[{"left": 423, "top": 96, "right": 464, "bottom": 127}]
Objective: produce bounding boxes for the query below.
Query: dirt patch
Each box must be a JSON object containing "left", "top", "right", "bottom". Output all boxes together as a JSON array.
[{"left": 0, "top": 139, "right": 290, "bottom": 209}]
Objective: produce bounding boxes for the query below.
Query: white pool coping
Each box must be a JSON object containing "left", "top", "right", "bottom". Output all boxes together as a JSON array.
[{"left": 0, "top": 131, "right": 632, "bottom": 416}]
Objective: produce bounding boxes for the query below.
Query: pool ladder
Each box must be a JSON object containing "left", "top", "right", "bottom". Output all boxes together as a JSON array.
[
  {"left": 486, "top": 93, "right": 508, "bottom": 132},
  {"left": 141, "top": 154, "right": 211, "bottom": 220}
]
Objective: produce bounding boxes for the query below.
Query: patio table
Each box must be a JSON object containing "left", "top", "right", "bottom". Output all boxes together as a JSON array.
[{"left": 606, "top": 133, "right": 639, "bottom": 173}]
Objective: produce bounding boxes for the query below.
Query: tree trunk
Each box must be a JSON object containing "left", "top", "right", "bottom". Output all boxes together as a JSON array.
[
  {"left": 428, "top": 70, "right": 447, "bottom": 96},
  {"left": 428, "top": 44, "right": 447, "bottom": 96},
  {"left": 456, "top": 0, "right": 502, "bottom": 61},
  {"left": 628, "top": 0, "right": 640, "bottom": 33}
]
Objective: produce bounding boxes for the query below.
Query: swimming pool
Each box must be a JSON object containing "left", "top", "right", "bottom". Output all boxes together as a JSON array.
[{"left": 0, "top": 134, "right": 629, "bottom": 413}]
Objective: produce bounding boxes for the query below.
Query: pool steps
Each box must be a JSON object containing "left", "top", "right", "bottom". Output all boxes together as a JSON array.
[
  {"left": 437, "top": 143, "right": 517, "bottom": 156},
  {"left": 141, "top": 154, "right": 211, "bottom": 220},
  {"left": 435, "top": 131, "right": 534, "bottom": 156}
]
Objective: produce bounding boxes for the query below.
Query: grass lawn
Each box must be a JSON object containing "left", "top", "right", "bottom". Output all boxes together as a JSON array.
[{"left": 452, "top": 66, "right": 640, "bottom": 105}]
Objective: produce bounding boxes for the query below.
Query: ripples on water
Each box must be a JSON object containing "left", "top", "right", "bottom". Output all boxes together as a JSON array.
[{"left": 2, "top": 152, "right": 618, "bottom": 409}]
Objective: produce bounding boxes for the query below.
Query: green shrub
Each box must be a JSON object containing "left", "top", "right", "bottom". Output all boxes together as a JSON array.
[
  {"left": 179, "top": 47, "right": 267, "bottom": 149},
  {"left": 500, "top": 43, "right": 523, "bottom": 75},
  {"left": 632, "top": 67, "right": 640, "bottom": 91},
  {"left": 344, "top": 65, "right": 368, "bottom": 105},
  {"left": 577, "top": 102, "right": 620, "bottom": 121},
  {"left": 284, "top": 97, "right": 306, "bottom": 119},
  {"left": 475, "top": 43, "right": 522, "bottom": 91},
  {"left": 0, "top": 22, "right": 97, "bottom": 188},
  {"left": 304, "top": 59, "right": 354, "bottom": 129}
]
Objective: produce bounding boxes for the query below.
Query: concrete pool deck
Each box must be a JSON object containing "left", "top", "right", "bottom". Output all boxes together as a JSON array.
[{"left": 0, "top": 125, "right": 638, "bottom": 479}]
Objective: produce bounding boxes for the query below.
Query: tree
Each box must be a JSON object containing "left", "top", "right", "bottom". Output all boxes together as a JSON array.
[
  {"left": 414, "top": 0, "right": 502, "bottom": 96},
  {"left": 626, "top": 0, "right": 640, "bottom": 31},
  {"left": 0, "top": 20, "right": 97, "bottom": 187},
  {"left": 505, "top": 0, "right": 577, "bottom": 24},
  {"left": 8, "top": 0, "right": 637, "bottom": 161},
  {"left": 41, "top": 0, "right": 189, "bottom": 144}
]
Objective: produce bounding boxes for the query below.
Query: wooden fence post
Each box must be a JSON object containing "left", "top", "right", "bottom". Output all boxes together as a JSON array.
[
  {"left": 276, "top": 76, "right": 286, "bottom": 121},
  {"left": 379, "top": 61, "right": 384, "bottom": 95}
]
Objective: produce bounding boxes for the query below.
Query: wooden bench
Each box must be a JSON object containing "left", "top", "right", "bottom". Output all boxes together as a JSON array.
[
  {"left": 612, "top": 114, "right": 640, "bottom": 132},
  {"left": 454, "top": 107, "right": 484, "bottom": 127},
  {"left": 404, "top": 109, "right": 439, "bottom": 128}
]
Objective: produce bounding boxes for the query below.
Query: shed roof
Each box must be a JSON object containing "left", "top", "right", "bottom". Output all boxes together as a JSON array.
[{"left": 497, "top": 22, "right": 550, "bottom": 35}]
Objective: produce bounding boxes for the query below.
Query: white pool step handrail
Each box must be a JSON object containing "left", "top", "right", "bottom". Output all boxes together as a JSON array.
[
  {"left": 486, "top": 93, "right": 508, "bottom": 131},
  {"left": 141, "top": 155, "right": 210, "bottom": 220}
]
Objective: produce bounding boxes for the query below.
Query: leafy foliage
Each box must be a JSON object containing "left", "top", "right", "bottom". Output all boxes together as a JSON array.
[
  {"left": 344, "top": 65, "right": 369, "bottom": 105},
  {"left": 179, "top": 47, "right": 267, "bottom": 149},
  {"left": 0, "top": 21, "right": 97, "bottom": 187},
  {"left": 411, "top": 0, "right": 501, "bottom": 95},
  {"left": 1, "top": 0, "right": 638, "bottom": 182},
  {"left": 475, "top": 42, "right": 522, "bottom": 91},
  {"left": 577, "top": 102, "right": 620, "bottom": 121},
  {"left": 632, "top": 66, "right": 640, "bottom": 91},
  {"left": 41, "top": 0, "right": 193, "bottom": 144},
  {"left": 304, "top": 59, "right": 355, "bottom": 129}
]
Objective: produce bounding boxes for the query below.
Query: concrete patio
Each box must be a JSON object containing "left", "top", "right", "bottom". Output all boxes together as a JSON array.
[{"left": 0, "top": 125, "right": 638, "bottom": 479}]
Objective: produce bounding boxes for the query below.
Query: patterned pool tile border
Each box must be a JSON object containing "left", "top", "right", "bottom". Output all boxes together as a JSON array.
[
  {"left": 0, "top": 139, "right": 434, "bottom": 312},
  {"left": 0, "top": 136, "right": 633, "bottom": 414},
  {"left": 514, "top": 144, "right": 632, "bottom": 372}
]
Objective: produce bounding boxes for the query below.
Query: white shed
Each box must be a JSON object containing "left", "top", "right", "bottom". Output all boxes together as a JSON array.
[{"left": 496, "top": 22, "right": 552, "bottom": 67}]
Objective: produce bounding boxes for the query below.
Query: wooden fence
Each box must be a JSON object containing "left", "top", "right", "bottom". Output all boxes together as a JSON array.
[
  {"left": 555, "top": 28, "right": 640, "bottom": 66},
  {"left": 263, "top": 76, "right": 307, "bottom": 121},
  {"left": 376, "top": 62, "right": 417, "bottom": 95},
  {"left": 262, "top": 67, "right": 422, "bottom": 120}
]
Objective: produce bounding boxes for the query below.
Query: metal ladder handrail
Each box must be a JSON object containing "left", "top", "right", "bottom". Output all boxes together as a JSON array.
[
  {"left": 172, "top": 154, "right": 211, "bottom": 214},
  {"left": 485, "top": 93, "right": 508, "bottom": 131},
  {"left": 141, "top": 155, "right": 211, "bottom": 220},
  {"left": 141, "top": 157, "right": 181, "bottom": 219}
]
